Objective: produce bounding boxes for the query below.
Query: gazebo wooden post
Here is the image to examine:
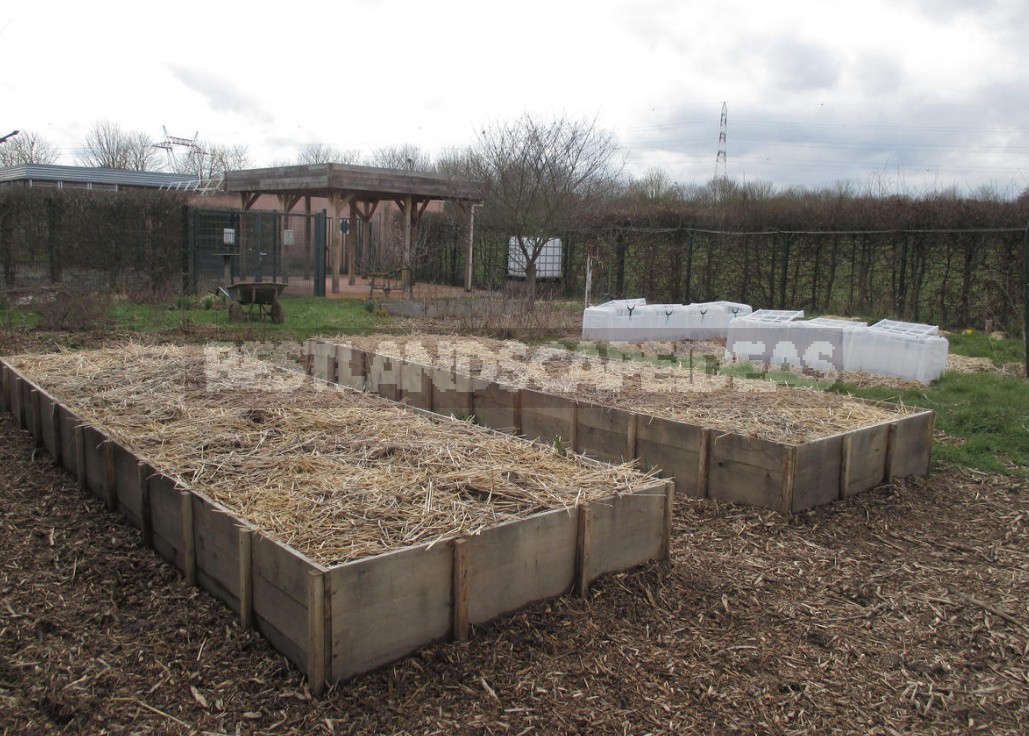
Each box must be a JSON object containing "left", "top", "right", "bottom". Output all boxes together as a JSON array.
[
  {"left": 303, "top": 195, "right": 312, "bottom": 280},
  {"left": 347, "top": 200, "right": 358, "bottom": 286},
  {"left": 402, "top": 194, "right": 413, "bottom": 298}
]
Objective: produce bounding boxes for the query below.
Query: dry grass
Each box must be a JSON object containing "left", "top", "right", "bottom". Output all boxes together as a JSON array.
[{"left": 9, "top": 344, "right": 654, "bottom": 566}]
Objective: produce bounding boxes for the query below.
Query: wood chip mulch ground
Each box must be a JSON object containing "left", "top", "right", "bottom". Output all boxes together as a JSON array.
[{"left": 1, "top": 410, "right": 1027, "bottom": 735}]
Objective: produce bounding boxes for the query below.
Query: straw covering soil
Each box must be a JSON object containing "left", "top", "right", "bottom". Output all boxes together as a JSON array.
[
  {"left": 338, "top": 335, "right": 915, "bottom": 443},
  {"left": 9, "top": 344, "right": 653, "bottom": 565}
]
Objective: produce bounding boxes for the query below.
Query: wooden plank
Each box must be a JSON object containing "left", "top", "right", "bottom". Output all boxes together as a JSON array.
[
  {"left": 26, "top": 385, "right": 42, "bottom": 446},
  {"left": 148, "top": 472, "right": 186, "bottom": 572},
  {"left": 884, "top": 422, "right": 899, "bottom": 484},
  {"left": 250, "top": 533, "right": 320, "bottom": 672},
  {"left": 888, "top": 411, "right": 934, "bottom": 479},
  {"left": 180, "top": 491, "right": 197, "bottom": 587},
  {"left": 575, "top": 504, "right": 593, "bottom": 597},
  {"left": 777, "top": 446, "right": 797, "bottom": 516},
  {"left": 634, "top": 415, "right": 707, "bottom": 498},
  {"left": 335, "top": 345, "right": 366, "bottom": 391},
  {"left": 81, "top": 425, "right": 110, "bottom": 502},
  {"left": 238, "top": 526, "right": 254, "bottom": 629},
  {"left": 401, "top": 361, "right": 433, "bottom": 409},
  {"left": 839, "top": 435, "right": 853, "bottom": 501},
  {"left": 792, "top": 436, "right": 844, "bottom": 511},
  {"left": 366, "top": 353, "right": 401, "bottom": 401},
  {"left": 431, "top": 367, "right": 473, "bottom": 418},
  {"left": 307, "top": 570, "right": 326, "bottom": 695},
  {"left": 588, "top": 484, "right": 668, "bottom": 577},
  {"left": 74, "top": 425, "right": 86, "bottom": 490},
  {"left": 10, "top": 372, "right": 25, "bottom": 429},
  {"left": 465, "top": 508, "right": 577, "bottom": 624},
  {"left": 576, "top": 403, "right": 635, "bottom": 464},
  {"left": 843, "top": 423, "right": 890, "bottom": 497},
  {"left": 707, "top": 432, "right": 788, "bottom": 510},
  {"left": 59, "top": 405, "right": 79, "bottom": 476},
  {"left": 519, "top": 389, "right": 576, "bottom": 448},
  {"left": 662, "top": 481, "right": 674, "bottom": 562},
  {"left": 452, "top": 538, "right": 469, "bottom": 642},
  {"left": 471, "top": 381, "right": 520, "bottom": 433},
  {"left": 111, "top": 443, "right": 143, "bottom": 528},
  {"left": 309, "top": 340, "right": 337, "bottom": 382},
  {"left": 138, "top": 462, "right": 154, "bottom": 548},
  {"left": 329, "top": 541, "right": 452, "bottom": 681},
  {"left": 191, "top": 495, "right": 244, "bottom": 611},
  {"left": 104, "top": 441, "right": 118, "bottom": 512},
  {"left": 0, "top": 362, "right": 9, "bottom": 414},
  {"left": 38, "top": 391, "right": 59, "bottom": 459}
]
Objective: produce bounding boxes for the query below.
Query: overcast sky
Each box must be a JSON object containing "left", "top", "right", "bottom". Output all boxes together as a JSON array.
[{"left": 3, "top": 0, "right": 1026, "bottom": 195}]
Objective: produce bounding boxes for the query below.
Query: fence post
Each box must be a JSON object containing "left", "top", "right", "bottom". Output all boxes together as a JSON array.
[{"left": 1023, "top": 221, "right": 1028, "bottom": 379}]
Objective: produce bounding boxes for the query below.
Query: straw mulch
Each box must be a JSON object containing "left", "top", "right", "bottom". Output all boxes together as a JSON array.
[
  {"left": 10, "top": 345, "right": 654, "bottom": 566},
  {"left": 338, "top": 335, "right": 915, "bottom": 443}
]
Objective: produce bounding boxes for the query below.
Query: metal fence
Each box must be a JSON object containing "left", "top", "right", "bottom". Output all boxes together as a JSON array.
[{"left": 188, "top": 208, "right": 327, "bottom": 297}]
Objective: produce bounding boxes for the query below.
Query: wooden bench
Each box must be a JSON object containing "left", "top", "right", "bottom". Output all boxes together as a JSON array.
[{"left": 367, "top": 271, "right": 401, "bottom": 299}]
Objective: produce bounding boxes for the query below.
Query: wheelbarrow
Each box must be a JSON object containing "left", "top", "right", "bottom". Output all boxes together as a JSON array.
[{"left": 219, "top": 281, "right": 286, "bottom": 323}]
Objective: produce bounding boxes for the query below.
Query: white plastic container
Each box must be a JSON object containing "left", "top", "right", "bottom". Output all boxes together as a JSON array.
[
  {"left": 846, "top": 320, "right": 948, "bottom": 382},
  {"left": 582, "top": 299, "right": 753, "bottom": 342}
]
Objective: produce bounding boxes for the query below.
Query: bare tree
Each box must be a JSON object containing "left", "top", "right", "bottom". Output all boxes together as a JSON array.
[
  {"left": 296, "top": 143, "right": 361, "bottom": 165},
  {"left": 78, "top": 121, "right": 161, "bottom": 171},
  {"left": 371, "top": 143, "right": 431, "bottom": 171},
  {"left": 0, "top": 131, "right": 62, "bottom": 166},
  {"left": 171, "top": 142, "right": 250, "bottom": 180},
  {"left": 473, "top": 113, "right": 620, "bottom": 306}
]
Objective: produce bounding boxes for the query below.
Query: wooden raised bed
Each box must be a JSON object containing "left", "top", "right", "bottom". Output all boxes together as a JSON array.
[
  {"left": 305, "top": 338, "right": 934, "bottom": 515},
  {"left": 0, "top": 354, "right": 672, "bottom": 691}
]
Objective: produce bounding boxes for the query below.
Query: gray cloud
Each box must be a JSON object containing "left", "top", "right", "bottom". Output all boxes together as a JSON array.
[{"left": 167, "top": 64, "right": 273, "bottom": 125}]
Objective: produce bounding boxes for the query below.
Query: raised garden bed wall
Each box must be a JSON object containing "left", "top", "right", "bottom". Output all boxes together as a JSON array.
[
  {"left": 0, "top": 357, "right": 672, "bottom": 691},
  {"left": 303, "top": 339, "right": 934, "bottom": 515}
]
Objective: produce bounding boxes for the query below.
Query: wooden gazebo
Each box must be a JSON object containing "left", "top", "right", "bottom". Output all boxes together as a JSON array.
[{"left": 223, "top": 163, "right": 483, "bottom": 295}]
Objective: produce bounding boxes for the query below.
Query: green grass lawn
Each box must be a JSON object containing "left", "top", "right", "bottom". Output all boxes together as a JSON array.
[{"left": 106, "top": 295, "right": 388, "bottom": 340}]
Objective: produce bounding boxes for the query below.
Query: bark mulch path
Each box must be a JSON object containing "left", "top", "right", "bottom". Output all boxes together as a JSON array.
[{"left": 1, "top": 411, "right": 1026, "bottom": 735}]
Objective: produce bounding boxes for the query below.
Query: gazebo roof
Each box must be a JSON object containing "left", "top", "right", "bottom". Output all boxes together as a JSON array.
[{"left": 223, "top": 163, "right": 482, "bottom": 202}]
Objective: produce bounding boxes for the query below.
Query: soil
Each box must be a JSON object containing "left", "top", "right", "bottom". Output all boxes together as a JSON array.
[{"left": 2, "top": 405, "right": 1026, "bottom": 734}]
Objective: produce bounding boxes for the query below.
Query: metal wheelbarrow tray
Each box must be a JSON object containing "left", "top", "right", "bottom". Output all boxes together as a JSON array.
[{"left": 221, "top": 282, "right": 286, "bottom": 323}]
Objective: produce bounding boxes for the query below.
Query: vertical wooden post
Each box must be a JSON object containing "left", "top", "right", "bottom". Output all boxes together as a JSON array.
[
  {"left": 777, "top": 446, "right": 797, "bottom": 516},
  {"left": 452, "top": 537, "right": 469, "bottom": 641},
  {"left": 662, "top": 481, "right": 675, "bottom": 562},
  {"left": 306, "top": 570, "right": 326, "bottom": 696},
  {"left": 30, "top": 388, "right": 43, "bottom": 447},
  {"left": 237, "top": 526, "right": 253, "bottom": 630},
  {"left": 17, "top": 379, "right": 27, "bottom": 429},
  {"left": 575, "top": 503, "right": 593, "bottom": 597},
  {"left": 884, "top": 421, "right": 899, "bottom": 484},
  {"left": 49, "top": 402, "right": 60, "bottom": 465},
  {"left": 570, "top": 402, "right": 580, "bottom": 454},
  {"left": 104, "top": 440, "right": 117, "bottom": 512},
  {"left": 697, "top": 429, "right": 712, "bottom": 498},
  {"left": 925, "top": 412, "right": 936, "bottom": 473},
  {"left": 74, "top": 425, "right": 86, "bottom": 490},
  {"left": 512, "top": 388, "right": 523, "bottom": 437},
  {"left": 329, "top": 193, "right": 341, "bottom": 294},
  {"left": 180, "top": 490, "right": 196, "bottom": 586},
  {"left": 839, "top": 435, "right": 853, "bottom": 500},
  {"left": 402, "top": 194, "right": 413, "bottom": 297},
  {"left": 347, "top": 199, "right": 358, "bottom": 287},
  {"left": 329, "top": 355, "right": 339, "bottom": 385},
  {"left": 626, "top": 412, "right": 638, "bottom": 461},
  {"left": 138, "top": 462, "right": 153, "bottom": 548},
  {"left": 0, "top": 363, "right": 8, "bottom": 414}
]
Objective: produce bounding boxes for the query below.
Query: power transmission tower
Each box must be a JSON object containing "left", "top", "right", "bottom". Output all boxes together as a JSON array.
[
  {"left": 154, "top": 126, "right": 201, "bottom": 171},
  {"left": 714, "top": 102, "right": 727, "bottom": 182}
]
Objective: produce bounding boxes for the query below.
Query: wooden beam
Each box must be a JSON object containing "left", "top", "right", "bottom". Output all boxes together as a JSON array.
[
  {"left": 180, "top": 490, "right": 196, "bottom": 587},
  {"left": 452, "top": 537, "right": 469, "bottom": 641},
  {"left": 575, "top": 503, "right": 593, "bottom": 597},
  {"left": 238, "top": 526, "right": 254, "bottom": 630},
  {"left": 307, "top": 570, "right": 326, "bottom": 696}
]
